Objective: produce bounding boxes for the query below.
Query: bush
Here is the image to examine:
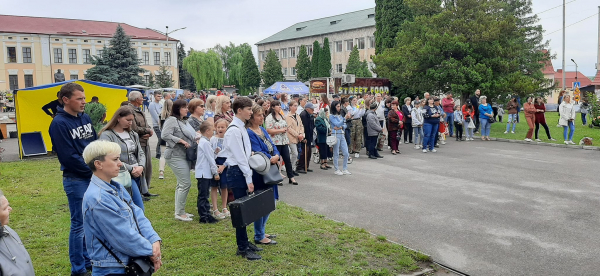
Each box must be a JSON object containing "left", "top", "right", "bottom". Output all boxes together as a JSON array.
[{"left": 84, "top": 102, "right": 107, "bottom": 133}]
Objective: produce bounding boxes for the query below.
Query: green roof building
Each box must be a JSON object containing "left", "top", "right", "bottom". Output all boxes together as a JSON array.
[{"left": 256, "top": 8, "right": 376, "bottom": 80}]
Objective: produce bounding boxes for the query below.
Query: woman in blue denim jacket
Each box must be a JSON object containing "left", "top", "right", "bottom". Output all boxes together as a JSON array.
[
  {"left": 329, "top": 101, "right": 351, "bottom": 175},
  {"left": 246, "top": 104, "right": 280, "bottom": 246},
  {"left": 82, "top": 140, "right": 162, "bottom": 276}
]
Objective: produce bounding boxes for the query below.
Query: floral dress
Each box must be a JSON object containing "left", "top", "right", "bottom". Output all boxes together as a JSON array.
[{"left": 265, "top": 113, "right": 290, "bottom": 145}]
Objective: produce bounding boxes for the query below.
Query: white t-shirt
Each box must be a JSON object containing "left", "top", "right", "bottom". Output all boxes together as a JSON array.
[{"left": 116, "top": 131, "right": 138, "bottom": 166}]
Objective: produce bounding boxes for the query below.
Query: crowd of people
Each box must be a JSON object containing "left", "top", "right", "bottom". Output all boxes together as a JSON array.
[{"left": 2, "top": 81, "right": 590, "bottom": 275}]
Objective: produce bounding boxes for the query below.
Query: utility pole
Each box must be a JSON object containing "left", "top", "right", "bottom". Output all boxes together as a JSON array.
[
  {"left": 562, "top": 0, "right": 566, "bottom": 90},
  {"left": 597, "top": 6, "right": 600, "bottom": 71}
]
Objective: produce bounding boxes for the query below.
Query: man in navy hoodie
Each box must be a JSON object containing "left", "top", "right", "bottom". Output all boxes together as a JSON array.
[{"left": 49, "top": 82, "right": 97, "bottom": 276}]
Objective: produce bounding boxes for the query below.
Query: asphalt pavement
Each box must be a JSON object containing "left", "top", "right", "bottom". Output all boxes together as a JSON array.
[{"left": 275, "top": 139, "right": 600, "bottom": 276}]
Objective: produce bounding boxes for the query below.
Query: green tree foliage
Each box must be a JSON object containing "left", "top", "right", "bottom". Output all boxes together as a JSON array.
[
  {"left": 374, "top": 0, "right": 413, "bottom": 55},
  {"left": 345, "top": 46, "right": 372, "bottom": 78},
  {"left": 145, "top": 72, "right": 156, "bottom": 88},
  {"left": 373, "top": 0, "right": 552, "bottom": 101},
  {"left": 241, "top": 49, "right": 261, "bottom": 95},
  {"left": 311, "top": 41, "right": 321, "bottom": 78},
  {"left": 296, "top": 45, "right": 312, "bottom": 82},
  {"left": 261, "top": 50, "right": 284, "bottom": 88},
  {"left": 86, "top": 25, "right": 145, "bottom": 86},
  {"left": 155, "top": 62, "right": 175, "bottom": 88},
  {"left": 183, "top": 49, "right": 223, "bottom": 91},
  {"left": 177, "top": 43, "right": 195, "bottom": 91},
  {"left": 319, "top": 38, "right": 332, "bottom": 77},
  {"left": 215, "top": 43, "right": 252, "bottom": 89},
  {"left": 83, "top": 102, "right": 107, "bottom": 133}
]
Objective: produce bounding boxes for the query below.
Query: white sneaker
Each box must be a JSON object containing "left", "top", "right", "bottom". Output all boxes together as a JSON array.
[
  {"left": 354, "top": 153, "right": 360, "bottom": 158},
  {"left": 159, "top": 171, "right": 164, "bottom": 179},
  {"left": 175, "top": 214, "right": 192, "bottom": 221},
  {"left": 387, "top": 146, "right": 391, "bottom": 149},
  {"left": 441, "top": 141, "right": 446, "bottom": 145},
  {"left": 422, "top": 149, "right": 428, "bottom": 153},
  {"left": 569, "top": 140, "right": 575, "bottom": 145},
  {"left": 511, "top": 131, "right": 515, "bottom": 134},
  {"left": 342, "top": 170, "right": 352, "bottom": 175},
  {"left": 431, "top": 149, "right": 437, "bottom": 153},
  {"left": 535, "top": 139, "right": 542, "bottom": 142},
  {"left": 550, "top": 138, "right": 556, "bottom": 141},
  {"left": 504, "top": 131, "right": 508, "bottom": 134},
  {"left": 524, "top": 138, "right": 532, "bottom": 142},
  {"left": 564, "top": 141, "right": 569, "bottom": 145},
  {"left": 186, "top": 213, "right": 195, "bottom": 218},
  {"left": 334, "top": 170, "right": 343, "bottom": 176},
  {"left": 414, "top": 145, "right": 420, "bottom": 149}
]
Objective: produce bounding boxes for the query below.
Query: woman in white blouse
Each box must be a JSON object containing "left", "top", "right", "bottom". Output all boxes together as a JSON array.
[
  {"left": 265, "top": 100, "right": 298, "bottom": 185},
  {"left": 558, "top": 94, "right": 576, "bottom": 144}
]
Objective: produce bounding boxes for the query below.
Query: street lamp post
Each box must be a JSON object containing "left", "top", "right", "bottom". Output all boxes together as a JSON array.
[
  {"left": 165, "top": 26, "right": 186, "bottom": 42},
  {"left": 571, "top": 59, "right": 578, "bottom": 85}
]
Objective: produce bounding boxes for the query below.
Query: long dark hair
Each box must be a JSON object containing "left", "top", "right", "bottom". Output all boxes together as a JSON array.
[
  {"left": 330, "top": 101, "right": 341, "bottom": 115},
  {"left": 268, "top": 100, "right": 281, "bottom": 121},
  {"left": 171, "top": 99, "right": 188, "bottom": 119}
]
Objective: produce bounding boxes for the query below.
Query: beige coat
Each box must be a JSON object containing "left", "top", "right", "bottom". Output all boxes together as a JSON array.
[{"left": 286, "top": 113, "right": 305, "bottom": 144}]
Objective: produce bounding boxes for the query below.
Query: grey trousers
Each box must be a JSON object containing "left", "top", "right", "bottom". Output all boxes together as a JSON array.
[
  {"left": 289, "top": 143, "right": 298, "bottom": 171},
  {"left": 166, "top": 155, "right": 192, "bottom": 216}
]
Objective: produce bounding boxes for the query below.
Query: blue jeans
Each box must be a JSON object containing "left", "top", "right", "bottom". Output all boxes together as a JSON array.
[
  {"left": 332, "top": 132, "right": 349, "bottom": 171},
  {"left": 63, "top": 176, "right": 92, "bottom": 274},
  {"left": 413, "top": 126, "right": 424, "bottom": 145},
  {"left": 563, "top": 121, "right": 575, "bottom": 141},
  {"left": 254, "top": 208, "right": 271, "bottom": 242},
  {"left": 464, "top": 120, "right": 474, "bottom": 138},
  {"left": 422, "top": 123, "right": 439, "bottom": 150},
  {"left": 582, "top": 113, "right": 587, "bottom": 125},
  {"left": 445, "top": 112, "right": 454, "bottom": 136},
  {"left": 480, "top": 118, "right": 491, "bottom": 137},
  {"left": 130, "top": 177, "right": 145, "bottom": 211},
  {"left": 506, "top": 114, "right": 517, "bottom": 132}
]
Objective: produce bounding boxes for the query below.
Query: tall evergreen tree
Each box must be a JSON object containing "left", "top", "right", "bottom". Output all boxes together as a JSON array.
[
  {"left": 261, "top": 50, "right": 284, "bottom": 88},
  {"left": 241, "top": 49, "right": 261, "bottom": 95},
  {"left": 145, "top": 72, "right": 156, "bottom": 88},
  {"left": 155, "top": 62, "right": 175, "bottom": 88},
  {"left": 374, "top": 0, "right": 413, "bottom": 55},
  {"left": 178, "top": 43, "right": 195, "bottom": 90},
  {"left": 86, "top": 25, "right": 145, "bottom": 85},
  {"left": 345, "top": 46, "right": 372, "bottom": 77},
  {"left": 310, "top": 41, "right": 321, "bottom": 78},
  {"left": 319, "top": 38, "right": 332, "bottom": 77},
  {"left": 296, "top": 45, "right": 311, "bottom": 82}
]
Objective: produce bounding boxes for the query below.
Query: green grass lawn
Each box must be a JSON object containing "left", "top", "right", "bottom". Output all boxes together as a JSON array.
[
  {"left": 488, "top": 112, "right": 598, "bottom": 145},
  {"left": 0, "top": 158, "right": 432, "bottom": 276}
]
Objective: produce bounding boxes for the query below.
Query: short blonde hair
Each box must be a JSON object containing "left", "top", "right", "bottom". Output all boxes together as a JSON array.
[
  {"left": 83, "top": 140, "right": 121, "bottom": 171},
  {"left": 215, "top": 95, "right": 230, "bottom": 115}
]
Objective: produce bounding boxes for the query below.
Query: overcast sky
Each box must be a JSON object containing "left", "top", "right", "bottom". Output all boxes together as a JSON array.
[{"left": 3, "top": 0, "right": 599, "bottom": 76}]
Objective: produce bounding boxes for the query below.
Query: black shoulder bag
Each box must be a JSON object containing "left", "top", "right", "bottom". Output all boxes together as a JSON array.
[
  {"left": 177, "top": 120, "right": 198, "bottom": 164},
  {"left": 96, "top": 197, "right": 155, "bottom": 276}
]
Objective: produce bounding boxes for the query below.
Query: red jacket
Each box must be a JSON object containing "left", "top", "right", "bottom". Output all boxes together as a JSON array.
[{"left": 462, "top": 105, "right": 475, "bottom": 119}]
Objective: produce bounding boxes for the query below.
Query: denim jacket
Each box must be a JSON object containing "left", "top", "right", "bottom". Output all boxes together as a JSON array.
[
  {"left": 83, "top": 175, "right": 161, "bottom": 273},
  {"left": 329, "top": 114, "right": 346, "bottom": 135}
]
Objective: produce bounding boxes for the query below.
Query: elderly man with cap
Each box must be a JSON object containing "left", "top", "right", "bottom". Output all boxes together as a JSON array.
[{"left": 297, "top": 102, "right": 315, "bottom": 173}]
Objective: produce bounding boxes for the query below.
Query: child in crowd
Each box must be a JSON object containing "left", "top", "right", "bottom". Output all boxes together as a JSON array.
[
  {"left": 411, "top": 100, "right": 424, "bottom": 149},
  {"left": 210, "top": 119, "right": 230, "bottom": 219},
  {"left": 453, "top": 105, "right": 464, "bottom": 141},
  {"left": 195, "top": 121, "right": 221, "bottom": 224},
  {"left": 497, "top": 105, "right": 505, "bottom": 123},
  {"left": 438, "top": 119, "right": 447, "bottom": 145}
]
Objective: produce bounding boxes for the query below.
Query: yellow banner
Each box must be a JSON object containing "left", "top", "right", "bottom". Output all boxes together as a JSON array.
[{"left": 15, "top": 80, "right": 130, "bottom": 158}]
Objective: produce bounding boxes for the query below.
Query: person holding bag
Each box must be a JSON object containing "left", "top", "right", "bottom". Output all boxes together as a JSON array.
[
  {"left": 329, "top": 101, "right": 351, "bottom": 175},
  {"left": 265, "top": 100, "right": 298, "bottom": 185},
  {"left": 315, "top": 108, "right": 332, "bottom": 169},
  {"left": 462, "top": 100, "right": 476, "bottom": 141},
  {"left": 246, "top": 104, "right": 280, "bottom": 245},
  {"left": 82, "top": 140, "right": 162, "bottom": 276},
  {"left": 99, "top": 106, "right": 147, "bottom": 210},
  {"left": 161, "top": 100, "right": 199, "bottom": 222},
  {"left": 559, "top": 94, "right": 576, "bottom": 145}
]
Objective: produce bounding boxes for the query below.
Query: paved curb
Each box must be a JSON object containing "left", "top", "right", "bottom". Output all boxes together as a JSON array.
[{"left": 478, "top": 137, "right": 600, "bottom": 151}]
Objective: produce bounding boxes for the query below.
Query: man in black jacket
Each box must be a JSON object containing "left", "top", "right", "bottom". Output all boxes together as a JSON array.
[
  {"left": 297, "top": 103, "right": 315, "bottom": 173},
  {"left": 470, "top": 89, "right": 481, "bottom": 133}
]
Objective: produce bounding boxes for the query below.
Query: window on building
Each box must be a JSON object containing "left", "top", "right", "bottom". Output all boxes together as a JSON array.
[
  {"left": 368, "top": 36, "right": 375, "bottom": 48},
  {"left": 54, "top": 48, "right": 63, "bottom": 63},
  {"left": 144, "top": 75, "right": 150, "bottom": 84},
  {"left": 368, "top": 13, "right": 375, "bottom": 19},
  {"left": 307, "top": 45, "right": 313, "bottom": 56},
  {"left": 346, "top": 40, "right": 354, "bottom": 51},
  {"left": 273, "top": 49, "right": 279, "bottom": 58},
  {"left": 7, "top": 47, "right": 16, "bottom": 63},
  {"left": 70, "top": 74, "right": 79, "bottom": 80},
  {"left": 336, "top": 64, "right": 343, "bottom": 73},
  {"left": 8, "top": 75, "right": 18, "bottom": 90},
  {"left": 24, "top": 75, "right": 34, "bottom": 88},
  {"left": 143, "top": 52, "right": 150, "bottom": 65},
  {"left": 96, "top": 49, "right": 104, "bottom": 57},
  {"left": 289, "top": 47, "right": 296, "bottom": 58},
  {"left": 22, "top": 47, "right": 32, "bottom": 63},
  {"left": 282, "top": 67, "right": 287, "bottom": 76},
  {"left": 357, "top": 38, "right": 365, "bottom": 50},
  {"left": 68, "top": 49, "right": 77, "bottom": 64},
  {"left": 335, "top": 41, "right": 343, "bottom": 52},
  {"left": 280, "top": 48, "right": 287, "bottom": 59},
  {"left": 164, "top": 52, "right": 171, "bottom": 66},
  {"left": 259, "top": 51, "right": 265, "bottom": 61},
  {"left": 291, "top": 67, "right": 296, "bottom": 76},
  {"left": 154, "top": 52, "right": 161, "bottom": 65},
  {"left": 83, "top": 49, "right": 91, "bottom": 64}
]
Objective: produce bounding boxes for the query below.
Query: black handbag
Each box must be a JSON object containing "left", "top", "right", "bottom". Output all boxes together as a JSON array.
[
  {"left": 177, "top": 121, "right": 197, "bottom": 163},
  {"left": 263, "top": 163, "right": 283, "bottom": 185},
  {"left": 96, "top": 198, "right": 155, "bottom": 276},
  {"left": 488, "top": 117, "right": 496, "bottom": 124}
]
